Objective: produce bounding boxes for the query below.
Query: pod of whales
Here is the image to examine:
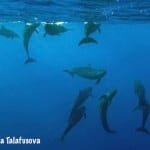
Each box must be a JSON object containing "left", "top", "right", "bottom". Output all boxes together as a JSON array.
[
  {"left": 0, "top": 25, "right": 19, "bottom": 39},
  {"left": 98, "top": 89, "right": 117, "bottom": 133},
  {"left": 64, "top": 65, "right": 106, "bottom": 84},
  {"left": 133, "top": 80, "right": 150, "bottom": 134},
  {"left": 23, "top": 23, "right": 40, "bottom": 64},
  {"left": 0, "top": 22, "right": 149, "bottom": 141}
]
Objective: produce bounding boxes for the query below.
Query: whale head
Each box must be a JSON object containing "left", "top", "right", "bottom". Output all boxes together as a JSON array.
[{"left": 106, "top": 89, "right": 117, "bottom": 104}]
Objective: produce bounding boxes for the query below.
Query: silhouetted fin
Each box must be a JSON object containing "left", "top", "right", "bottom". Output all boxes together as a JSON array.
[
  {"left": 64, "top": 70, "right": 74, "bottom": 77},
  {"left": 136, "top": 127, "right": 149, "bottom": 134},
  {"left": 106, "top": 129, "right": 116, "bottom": 134},
  {"left": 78, "top": 37, "right": 98, "bottom": 46},
  {"left": 24, "top": 57, "right": 36, "bottom": 64}
]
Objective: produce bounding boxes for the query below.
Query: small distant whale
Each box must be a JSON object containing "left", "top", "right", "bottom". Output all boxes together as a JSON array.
[
  {"left": 0, "top": 25, "right": 19, "bottom": 39},
  {"left": 44, "top": 23, "right": 68, "bottom": 36},
  {"left": 133, "top": 80, "right": 150, "bottom": 134},
  {"left": 69, "top": 87, "right": 92, "bottom": 122},
  {"left": 64, "top": 65, "right": 106, "bottom": 84},
  {"left": 61, "top": 106, "right": 86, "bottom": 141},
  {"left": 23, "top": 23, "right": 40, "bottom": 64},
  {"left": 84, "top": 22, "right": 101, "bottom": 37},
  {"left": 78, "top": 37, "right": 98, "bottom": 46},
  {"left": 98, "top": 89, "right": 117, "bottom": 133}
]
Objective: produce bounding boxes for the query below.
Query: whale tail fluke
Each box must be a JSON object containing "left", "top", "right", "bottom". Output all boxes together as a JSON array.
[
  {"left": 136, "top": 127, "right": 149, "bottom": 134},
  {"left": 110, "top": 130, "right": 116, "bottom": 134},
  {"left": 64, "top": 70, "right": 74, "bottom": 77},
  {"left": 106, "top": 129, "right": 116, "bottom": 134},
  {"left": 78, "top": 37, "right": 98, "bottom": 46},
  {"left": 24, "top": 57, "right": 36, "bottom": 64}
]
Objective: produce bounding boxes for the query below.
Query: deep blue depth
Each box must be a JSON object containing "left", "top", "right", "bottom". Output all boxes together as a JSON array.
[{"left": 0, "top": 22, "right": 150, "bottom": 150}]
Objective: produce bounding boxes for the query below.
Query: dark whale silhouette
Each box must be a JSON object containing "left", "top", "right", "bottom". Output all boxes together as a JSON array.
[
  {"left": 68, "top": 87, "right": 92, "bottom": 122},
  {"left": 23, "top": 23, "right": 40, "bottom": 64},
  {"left": 98, "top": 89, "right": 117, "bottom": 133},
  {"left": 133, "top": 80, "right": 150, "bottom": 134},
  {"left": 78, "top": 37, "right": 98, "bottom": 46},
  {"left": 61, "top": 106, "right": 86, "bottom": 141},
  {"left": 84, "top": 22, "right": 101, "bottom": 37},
  {"left": 64, "top": 65, "right": 106, "bottom": 84},
  {"left": 44, "top": 23, "right": 68, "bottom": 36},
  {"left": 78, "top": 22, "right": 100, "bottom": 46},
  {"left": 0, "top": 25, "right": 19, "bottom": 39}
]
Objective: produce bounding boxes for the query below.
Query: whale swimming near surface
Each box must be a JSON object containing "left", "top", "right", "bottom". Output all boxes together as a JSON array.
[
  {"left": 61, "top": 106, "right": 86, "bottom": 141},
  {"left": 68, "top": 87, "right": 92, "bottom": 122},
  {"left": 0, "top": 25, "right": 19, "bottom": 39},
  {"left": 133, "top": 80, "right": 150, "bottom": 134},
  {"left": 44, "top": 23, "right": 68, "bottom": 36},
  {"left": 78, "top": 37, "right": 98, "bottom": 46},
  {"left": 78, "top": 22, "right": 100, "bottom": 46},
  {"left": 98, "top": 89, "right": 117, "bottom": 133},
  {"left": 84, "top": 22, "right": 101, "bottom": 37},
  {"left": 23, "top": 22, "right": 40, "bottom": 64},
  {"left": 64, "top": 65, "right": 106, "bottom": 84}
]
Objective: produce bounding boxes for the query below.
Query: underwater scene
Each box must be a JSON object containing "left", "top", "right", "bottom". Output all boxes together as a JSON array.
[{"left": 0, "top": 0, "right": 150, "bottom": 150}]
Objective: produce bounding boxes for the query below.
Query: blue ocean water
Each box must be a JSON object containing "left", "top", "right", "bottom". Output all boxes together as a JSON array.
[{"left": 0, "top": 1, "right": 150, "bottom": 150}]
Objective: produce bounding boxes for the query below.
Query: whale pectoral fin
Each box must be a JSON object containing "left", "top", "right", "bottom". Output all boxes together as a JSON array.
[{"left": 132, "top": 105, "right": 140, "bottom": 112}]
